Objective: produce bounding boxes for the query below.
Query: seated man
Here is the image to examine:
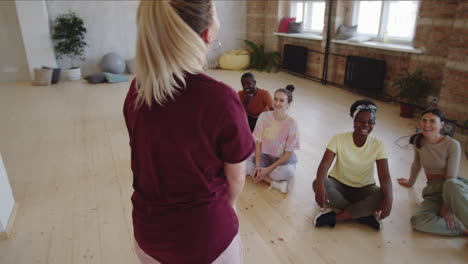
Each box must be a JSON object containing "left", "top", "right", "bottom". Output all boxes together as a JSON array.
[{"left": 238, "top": 72, "right": 273, "bottom": 131}]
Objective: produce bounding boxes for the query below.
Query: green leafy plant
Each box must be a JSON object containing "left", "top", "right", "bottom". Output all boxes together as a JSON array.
[
  {"left": 52, "top": 11, "right": 87, "bottom": 68},
  {"left": 243, "top": 39, "right": 281, "bottom": 72},
  {"left": 392, "top": 68, "right": 433, "bottom": 105}
]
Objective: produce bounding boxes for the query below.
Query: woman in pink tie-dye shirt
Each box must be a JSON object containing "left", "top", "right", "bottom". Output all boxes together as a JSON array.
[{"left": 246, "top": 85, "right": 300, "bottom": 193}]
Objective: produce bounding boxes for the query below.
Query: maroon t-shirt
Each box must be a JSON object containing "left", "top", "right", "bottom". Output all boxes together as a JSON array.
[{"left": 123, "top": 73, "right": 255, "bottom": 264}]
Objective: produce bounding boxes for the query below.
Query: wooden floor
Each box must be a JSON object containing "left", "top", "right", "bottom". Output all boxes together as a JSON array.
[{"left": 0, "top": 70, "right": 466, "bottom": 264}]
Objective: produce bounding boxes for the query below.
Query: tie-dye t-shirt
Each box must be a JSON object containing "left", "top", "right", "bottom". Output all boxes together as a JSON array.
[{"left": 252, "top": 111, "right": 300, "bottom": 158}]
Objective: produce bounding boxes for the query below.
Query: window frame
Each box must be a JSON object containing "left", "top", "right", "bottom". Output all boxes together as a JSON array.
[
  {"left": 290, "top": 0, "right": 326, "bottom": 34},
  {"left": 351, "top": 0, "right": 420, "bottom": 45}
]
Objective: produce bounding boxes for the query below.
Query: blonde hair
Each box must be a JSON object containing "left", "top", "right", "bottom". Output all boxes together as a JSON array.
[{"left": 135, "top": 0, "right": 213, "bottom": 107}]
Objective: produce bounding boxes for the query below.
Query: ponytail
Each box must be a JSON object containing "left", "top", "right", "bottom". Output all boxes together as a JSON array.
[{"left": 135, "top": 0, "right": 213, "bottom": 107}]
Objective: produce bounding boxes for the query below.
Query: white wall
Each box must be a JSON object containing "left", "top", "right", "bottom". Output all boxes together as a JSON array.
[
  {"left": 0, "top": 153, "right": 15, "bottom": 233},
  {"left": 0, "top": 1, "right": 30, "bottom": 83},
  {"left": 46, "top": 1, "right": 139, "bottom": 76},
  {"left": 208, "top": 1, "right": 247, "bottom": 67},
  {"left": 45, "top": 1, "right": 246, "bottom": 75},
  {"left": 15, "top": 0, "right": 57, "bottom": 80}
]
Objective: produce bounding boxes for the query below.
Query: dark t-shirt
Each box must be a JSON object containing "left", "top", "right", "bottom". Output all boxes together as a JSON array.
[{"left": 123, "top": 73, "right": 255, "bottom": 264}]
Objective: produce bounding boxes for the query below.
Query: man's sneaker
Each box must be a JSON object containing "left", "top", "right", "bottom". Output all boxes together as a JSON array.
[
  {"left": 314, "top": 209, "right": 336, "bottom": 228},
  {"left": 357, "top": 215, "right": 380, "bottom": 230},
  {"left": 269, "top": 180, "right": 288, "bottom": 193}
]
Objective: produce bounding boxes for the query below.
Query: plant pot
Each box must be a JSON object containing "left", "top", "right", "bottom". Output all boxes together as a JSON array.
[
  {"left": 66, "top": 67, "right": 81, "bottom": 81},
  {"left": 42, "top": 67, "right": 61, "bottom": 84},
  {"left": 51, "top": 68, "right": 61, "bottom": 83},
  {"left": 399, "top": 103, "right": 415, "bottom": 118}
]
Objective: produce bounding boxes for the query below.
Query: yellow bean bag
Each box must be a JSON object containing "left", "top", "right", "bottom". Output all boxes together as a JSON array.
[{"left": 219, "top": 49, "right": 250, "bottom": 70}]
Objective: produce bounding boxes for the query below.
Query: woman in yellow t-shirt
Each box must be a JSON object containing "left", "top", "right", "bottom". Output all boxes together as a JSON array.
[{"left": 313, "top": 99, "right": 393, "bottom": 230}]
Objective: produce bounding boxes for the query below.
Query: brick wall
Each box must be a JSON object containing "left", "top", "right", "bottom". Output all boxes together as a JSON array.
[
  {"left": 246, "top": 0, "right": 468, "bottom": 123},
  {"left": 246, "top": 1, "right": 285, "bottom": 52},
  {"left": 437, "top": 1, "right": 468, "bottom": 122},
  {"left": 246, "top": 1, "right": 265, "bottom": 45},
  {"left": 278, "top": 37, "right": 324, "bottom": 78}
]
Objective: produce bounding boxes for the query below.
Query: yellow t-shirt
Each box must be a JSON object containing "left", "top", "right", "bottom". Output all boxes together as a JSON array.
[{"left": 327, "top": 132, "right": 387, "bottom": 187}]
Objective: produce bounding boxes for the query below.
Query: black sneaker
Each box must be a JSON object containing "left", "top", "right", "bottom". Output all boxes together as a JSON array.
[
  {"left": 314, "top": 210, "right": 336, "bottom": 228},
  {"left": 357, "top": 215, "right": 380, "bottom": 230}
]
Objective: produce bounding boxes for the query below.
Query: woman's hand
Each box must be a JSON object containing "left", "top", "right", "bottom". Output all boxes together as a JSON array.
[
  {"left": 252, "top": 167, "right": 262, "bottom": 183},
  {"left": 314, "top": 182, "right": 328, "bottom": 209},
  {"left": 397, "top": 178, "right": 413, "bottom": 188},
  {"left": 314, "top": 149, "right": 336, "bottom": 209},
  {"left": 253, "top": 166, "right": 271, "bottom": 183},
  {"left": 378, "top": 198, "right": 393, "bottom": 220},
  {"left": 376, "top": 159, "right": 393, "bottom": 220},
  {"left": 440, "top": 204, "right": 456, "bottom": 230}
]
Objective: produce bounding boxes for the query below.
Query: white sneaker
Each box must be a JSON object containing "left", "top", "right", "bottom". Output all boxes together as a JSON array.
[{"left": 269, "top": 180, "right": 288, "bottom": 193}]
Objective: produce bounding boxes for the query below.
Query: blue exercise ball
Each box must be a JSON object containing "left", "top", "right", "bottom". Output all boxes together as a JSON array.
[{"left": 100, "top": 52, "right": 125, "bottom": 74}]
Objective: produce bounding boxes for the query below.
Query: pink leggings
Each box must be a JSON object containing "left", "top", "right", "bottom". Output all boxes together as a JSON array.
[{"left": 134, "top": 234, "right": 243, "bottom": 264}]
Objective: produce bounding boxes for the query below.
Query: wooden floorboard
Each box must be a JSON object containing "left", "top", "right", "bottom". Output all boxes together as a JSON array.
[{"left": 0, "top": 70, "right": 466, "bottom": 263}]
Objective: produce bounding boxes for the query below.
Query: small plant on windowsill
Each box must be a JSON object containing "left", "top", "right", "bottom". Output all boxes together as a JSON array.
[
  {"left": 392, "top": 68, "right": 433, "bottom": 118},
  {"left": 242, "top": 40, "right": 281, "bottom": 73}
]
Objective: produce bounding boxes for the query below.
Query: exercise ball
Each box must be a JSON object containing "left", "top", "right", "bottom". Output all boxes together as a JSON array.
[{"left": 100, "top": 52, "right": 126, "bottom": 74}]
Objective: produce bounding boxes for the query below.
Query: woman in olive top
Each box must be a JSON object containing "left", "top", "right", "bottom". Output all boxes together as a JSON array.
[{"left": 398, "top": 108, "right": 468, "bottom": 236}]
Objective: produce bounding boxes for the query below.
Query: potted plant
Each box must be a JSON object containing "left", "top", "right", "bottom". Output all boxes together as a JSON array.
[
  {"left": 243, "top": 40, "right": 281, "bottom": 73},
  {"left": 392, "top": 68, "right": 433, "bottom": 118},
  {"left": 52, "top": 11, "right": 87, "bottom": 80}
]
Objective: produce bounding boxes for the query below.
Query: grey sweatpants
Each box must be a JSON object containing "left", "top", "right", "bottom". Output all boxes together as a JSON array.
[
  {"left": 314, "top": 177, "right": 383, "bottom": 219},
  {"left": 411, "top": 177, "right": 468, "bottom": 236},
  {"left": 246, "top": 153, "right": 297, "bottom": 181}
]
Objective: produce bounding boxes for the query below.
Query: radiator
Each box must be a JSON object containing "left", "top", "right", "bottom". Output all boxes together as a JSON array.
[
  {"left": 283, "top": 44, "right": 308, "bottom": 74},
  {"left": 344, "top": 56, "right": 386, "bottom": 94}
]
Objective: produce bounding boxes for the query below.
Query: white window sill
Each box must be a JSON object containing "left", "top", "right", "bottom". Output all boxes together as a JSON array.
[
  {"left": 274, "top": 32, "right": 323, "bottom": 41},
  {"left": 332, "top": 40, "right": 423, "bottom": 54}
]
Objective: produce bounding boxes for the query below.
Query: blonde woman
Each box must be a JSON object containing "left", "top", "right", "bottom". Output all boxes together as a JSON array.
[{"left": 123, "top": 1, "right": 254, "bottom": 263}]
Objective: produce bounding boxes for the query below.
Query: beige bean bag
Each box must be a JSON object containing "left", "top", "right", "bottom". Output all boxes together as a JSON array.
[{"left": 219, "top": 49, "right": 250, "bottom": 70}]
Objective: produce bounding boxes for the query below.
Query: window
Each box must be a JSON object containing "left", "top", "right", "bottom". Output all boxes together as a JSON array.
[
  {"left": 352, "top": 1, "right": 419, "bottom": 43},
  {"left": 290, "top": 1, "right": 326, "bottom": 33}
]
